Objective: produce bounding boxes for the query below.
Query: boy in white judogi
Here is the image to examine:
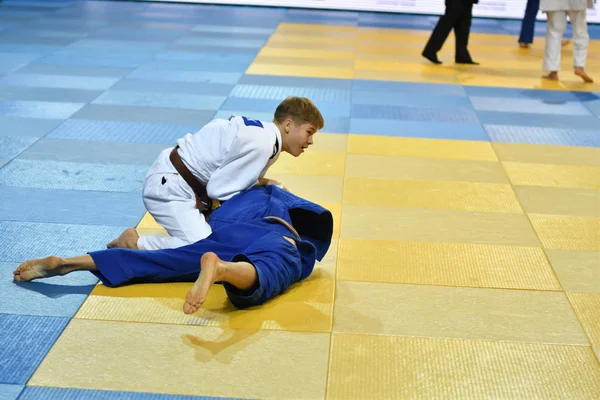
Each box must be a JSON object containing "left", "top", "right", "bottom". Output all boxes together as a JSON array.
[
  {"left": 541, "top": 0, "right": 595, "bottom": 82},
  {"left": 107, "top": 96, "right": 324, "bottom": 251}
]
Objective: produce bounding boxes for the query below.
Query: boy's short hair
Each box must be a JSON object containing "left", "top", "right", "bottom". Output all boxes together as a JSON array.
[{"left": 274, "top": 96, "right": 325, "bottom": 130}]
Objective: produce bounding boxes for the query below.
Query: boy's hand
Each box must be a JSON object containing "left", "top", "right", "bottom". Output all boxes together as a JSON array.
[{"left": 257, "top": 178, "right": 288, "bottom": 191}]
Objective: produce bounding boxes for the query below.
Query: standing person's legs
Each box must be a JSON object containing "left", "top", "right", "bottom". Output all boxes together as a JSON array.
[
  {"left": 519, "top": 0, "right": 540, "bottom": 47},
  {"left": 542, "top": 11, "right": 567, "bottom": 80},
  {"left": 454, "top": 1, "right": 477, "bottom": 63},
  {"left": 422, "top": 0, "right": 463, "bottom": 64},
  {"left": 568, "top": 9, "right": 593, "bottom": 83}
]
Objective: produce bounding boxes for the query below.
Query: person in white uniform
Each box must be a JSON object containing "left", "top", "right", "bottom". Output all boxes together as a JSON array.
[
  {"left": 540, "top": 0, "right": 595, "bottom": 82},
  {"left": 107, "top": 96, "right": 324, "bottom": 251}
]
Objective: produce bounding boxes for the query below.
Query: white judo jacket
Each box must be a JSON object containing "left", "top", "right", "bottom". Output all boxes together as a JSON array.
[
  {"left": 540, "top": 0, "right": 595, "bottom": 11},
  {"left": 147, "top": 116, "right": 282, "bottom": 201}
]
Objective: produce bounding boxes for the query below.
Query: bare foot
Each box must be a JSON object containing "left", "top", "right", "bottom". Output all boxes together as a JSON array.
[
  {"left": 575, "top": 67, "right": 594, "bottom": 83},
  {"left": 543, "top": 71, "right": 559, "bottom": 81},
  {"left": 13, "top": 256, "right": 65, "bottom": 282},
  {"left": 519, "top": 42, "right": 529, "bottom": 48},
  {"left": 107, "top": 228, "right": 139, "bottom": 249},
  {"left": 183, "top": 252, "right": 223, "bottom": 314}
]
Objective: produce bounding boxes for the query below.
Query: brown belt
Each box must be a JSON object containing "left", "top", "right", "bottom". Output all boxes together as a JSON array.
[{"left": 169, "top": 145, "right": 211, "bottom": 211}]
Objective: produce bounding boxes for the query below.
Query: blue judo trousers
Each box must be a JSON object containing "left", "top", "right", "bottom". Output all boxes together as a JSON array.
[{"left": 89, "top": 186, "right": 333, "bottom": 309}]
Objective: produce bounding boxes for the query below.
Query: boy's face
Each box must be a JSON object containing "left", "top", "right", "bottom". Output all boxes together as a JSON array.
[{"left": 284, "top": 120, "right": 317, "bottom": 157}]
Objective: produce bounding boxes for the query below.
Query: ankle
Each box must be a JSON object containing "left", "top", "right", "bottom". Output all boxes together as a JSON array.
[{"left": 214, "top": 260, "right": 227, "bottom": 282}]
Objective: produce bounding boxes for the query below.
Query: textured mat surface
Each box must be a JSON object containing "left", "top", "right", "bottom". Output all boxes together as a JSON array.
[
  {"left": 0, "top": 159, "right": 148, "bottom": 192},
  {"left": 0, "top": 313, "right": 69, "bottom": 384},
  {"left": 17, "top": 387, "right": 244, "bottom": 400},
  {"left": 0, "top": 262, "right": 97, "bottom": 317},
  {"left": 1, "top": 1, "right": 599, "bottom": 399},
  {"left": 0, "top": 221, "right": 127, "bottom": 262}
]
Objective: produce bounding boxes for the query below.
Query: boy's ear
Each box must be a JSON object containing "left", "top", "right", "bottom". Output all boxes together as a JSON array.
[{"left": 284, "top": 118, "right": 292, "bottom": 133}]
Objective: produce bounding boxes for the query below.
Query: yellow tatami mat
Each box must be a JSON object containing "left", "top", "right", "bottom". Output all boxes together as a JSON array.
[
  {"left": 5, "top": 2, "right": 600, "bottom": 398},
  {"left": 38, "top": 133, "right": 597, "bottom": 399},
  {"left": 249, "top": 24, "right": 600, "bottom": 92},
  {"left": 29, "top": 320, "right": 330, "bottom": 400},
  {"left": 326, "top": 334, "right": 600, "bottom": 399}
]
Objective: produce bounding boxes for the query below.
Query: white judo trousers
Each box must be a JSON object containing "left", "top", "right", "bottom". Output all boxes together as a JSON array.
[
  {"left": 543, "top": 10, "right": 589, "bottom": 71},
  {"left": 138, "top": 148, "right": 210, "bottom": 250},
  {"left": 137, "top": 116, "right": 282, "bottom": 251}
]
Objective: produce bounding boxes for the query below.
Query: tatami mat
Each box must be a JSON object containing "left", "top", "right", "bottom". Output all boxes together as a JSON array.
[
  {"left": 327, "top": 334, "right": 600, "bottom": 399},
  {"left": 1, "top": 1, "right": 599, "bottom": 399},
  {"left": 28, "top": 319, "right": 330, "bottom": 400}
]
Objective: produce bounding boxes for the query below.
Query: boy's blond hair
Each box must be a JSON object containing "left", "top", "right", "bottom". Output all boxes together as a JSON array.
[{"left": 273, "top": 96, "right": 324, "bottom": 130}]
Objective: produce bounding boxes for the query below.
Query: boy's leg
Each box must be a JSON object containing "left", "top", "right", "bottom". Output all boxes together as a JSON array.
[
  {"left": 184, "top": 232, "right": 301, "bottom": 314},
  {"left": 139, "top": 174, "right": 212, "bottom": 250},
  {"left": 183, "top": 252, "right": 258, "bottom": 314},
  {"left": 109, "top": 173, "right": 212, "bottom": 251},
  {"left": 13, "top": 255, "right": 97, "bottom": 282}
]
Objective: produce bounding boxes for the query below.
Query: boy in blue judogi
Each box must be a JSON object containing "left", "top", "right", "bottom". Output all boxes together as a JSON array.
[{"left": 13, "top": 186, "right": 333, "bottom": 313}]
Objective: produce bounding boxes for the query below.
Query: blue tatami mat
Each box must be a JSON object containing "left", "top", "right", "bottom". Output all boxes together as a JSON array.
[
  {"left": 190, "top": 24, "right": 274, "bottom": 35},
  {"left": 469, "top": 96, "right": 594, "bottom": 116},
  {"left": 463, "top": 85, "right": 585, "bottom": 102},
  {"left": 476, "top": 110, "right": 600, "bottom": 130},
  {"left": 353, "top": 79, "right": 467, "bottom": 95},
  {"left": 351, "top": 104, "right": 480, "bottom": 124},
  {"left": 35, "top": 53, "right": 151, "bottom": 68},
  {"left": 0, "top": 136, "right": 38, "bottom": 159},
  {"left": 0, "top": 262, "right": 97, "bottom": 318},
  {"left": 223, "top": 97, "right": 351, "bottom": 117},
  {"left": 46, "top": 119, "right": 198, "bottom": 144},
  {"left": 0, "top": 116, "right": 63, "bottom": 137},
  {"left": 18, "top": 387, "right": 245, "bottom": 400},
  {"left": 350, "top": 118, "right": 489, "bottom": 140},
  {"left": 14, "top": 63, "right": 134, "bottom": 78},
  {"left": 20, "top": 138, "right": 166, "bottom": 164},
  {"left": 353, "top": 90, "right": 473, "bottom": 108},
  {"left": 0, "top": 53, "right": 43, "bottom": 74},
  {"left": 173, "top": 36, "right": 266, "bottom": 49},
  {"left": 0, "top": 86, "right": 103, "bottom": 103},
  {"left": 1, "top": 73, "right": 120, "bottom": 90},
  {"left": 92, "top": 90, "right": 226, "bottom": 111},
  {"left": 0, "top": 221, "right": 127, "bottom": 263},
  {"left": 583, "top": 99, "right": 600, "bottom": 117},
  {"left": 0, "top": 313, "right": 69, "bottom": 385},
  {"left": 110, "top": 79, "right": 234, "bottom": 96},
  {"left": 71, "top": 104, "right": 216, "bottom": 126},
  {"left": 230, "top": 84, "right": 352, "bottom": 103},
  {"left": 0, "top": 100, "right": 84, "bottom": 119},
  {"left": 212, "top": 109, "right": 351, "bottom": 132},
  {"left": 0, "top": 187, "right": 146, "bottom": 226},
  {"left": 239, "top": 74, "right": 353, "bottom": 90},
  {"left": 0, "top": 384, "right": 23, "bottom": 400},
  {"left": 484, "top": 125, "right": 600, "bottom": 147},
  {"left": 128, "top": 66, "right": 242, "bottom": 84},
  {"left": 0, "top": 159, "right": 147, "bottom": 192}
]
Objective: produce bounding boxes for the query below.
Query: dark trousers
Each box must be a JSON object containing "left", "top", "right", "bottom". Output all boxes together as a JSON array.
[
  {"left": 518, "top": 0, "right": 539, "bottom": 44},
  {"left": 423, "top": 0, "right": 475, "bottom": 61}
]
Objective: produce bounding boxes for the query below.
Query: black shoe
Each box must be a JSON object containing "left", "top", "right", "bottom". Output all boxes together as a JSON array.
[
  {"left": 456, "top": 59, "right": 479, "bottom": 65},
  {"left": 422, "top": 51, "right": 442, "bottom": 65}
]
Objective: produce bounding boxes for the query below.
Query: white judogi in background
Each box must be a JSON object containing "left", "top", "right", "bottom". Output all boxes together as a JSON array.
[
  {"left": 138, "top": 116, "right": 282, "bottom": 250},
  {"left": 541, "top": 0, "right": 595, "bottom": 71}
]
